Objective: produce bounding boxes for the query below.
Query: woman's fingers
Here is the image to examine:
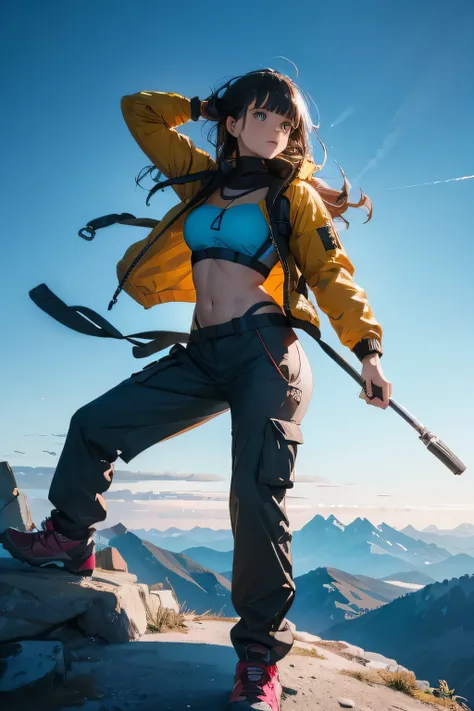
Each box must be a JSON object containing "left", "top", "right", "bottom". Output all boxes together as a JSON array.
[
  {"left": 363, "top": 378, "right": 373, "bottom": 399},
  {"left": 359, "top": 389, "right": 369, "bottom": 402},
  {"left": 360, "top": 379, "right": 392, "bottom": 408}
]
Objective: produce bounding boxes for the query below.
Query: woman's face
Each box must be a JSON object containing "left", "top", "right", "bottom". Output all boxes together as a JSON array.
[{"left": 226, "top": 101, "right": 294, "bottom": 160}]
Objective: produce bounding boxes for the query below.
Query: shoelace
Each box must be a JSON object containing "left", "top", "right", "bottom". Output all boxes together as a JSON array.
[
  {"left": 241, "top": 665, "right": 272, "bottom": 695},
  {"left": 31, "top": 524, "right": 62, "bottom": 552}
]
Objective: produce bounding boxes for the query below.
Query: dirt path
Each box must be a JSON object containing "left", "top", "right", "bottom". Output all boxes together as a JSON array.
[{"left": 65, "top": 621, "right": 438, "bottom": 711}]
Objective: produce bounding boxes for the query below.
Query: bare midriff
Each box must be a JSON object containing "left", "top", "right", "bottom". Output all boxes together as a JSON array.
[{"left": 191, "top": 186, "right": 283, "bottom": 330}]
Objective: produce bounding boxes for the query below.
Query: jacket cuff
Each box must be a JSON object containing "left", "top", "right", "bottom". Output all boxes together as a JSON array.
[
  {"left": 352, "top": 338, "right": 383, "bottom": 362},
  {"left": 190, "top": 96, "right": 201, "bottom": 122}
]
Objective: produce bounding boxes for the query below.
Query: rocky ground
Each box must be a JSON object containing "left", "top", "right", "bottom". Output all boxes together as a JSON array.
[
  {"left": 0, "top": 556, "right": 446, "bottom": 711},
  {"left": 0, "top": 466, "right": 466, "bottom": 710},
  {"left": 40, "top": 619, "right": 441, "bottom": 711}
]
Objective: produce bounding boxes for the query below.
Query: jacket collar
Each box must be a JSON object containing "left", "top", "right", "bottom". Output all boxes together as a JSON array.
[{"left": 221, "top": 154, "right": 318, "bottom": 185}]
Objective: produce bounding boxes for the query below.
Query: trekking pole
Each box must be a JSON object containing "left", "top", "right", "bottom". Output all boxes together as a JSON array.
[{"left": 317, "top": 340, "right": 466, "bottom": 476}]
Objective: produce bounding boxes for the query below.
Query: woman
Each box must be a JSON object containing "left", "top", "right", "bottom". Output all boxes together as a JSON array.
[{"left": 1, "top": 69, "right": 391, "bottom": 711}]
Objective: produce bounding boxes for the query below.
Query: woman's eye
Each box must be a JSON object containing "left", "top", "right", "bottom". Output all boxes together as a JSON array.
[
  {"left": 254, "top": 111, "right": 267, "bottom": 121},
  {"left": 282, "top": 121, "right": 292, "bottom": 131}
]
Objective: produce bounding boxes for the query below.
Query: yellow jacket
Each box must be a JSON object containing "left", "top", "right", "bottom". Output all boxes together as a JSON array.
[{"left": 119, "top": 90, "right": 383, "bottom": 359}]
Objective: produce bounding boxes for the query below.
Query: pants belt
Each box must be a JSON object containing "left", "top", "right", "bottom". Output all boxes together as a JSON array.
[{"left": 189, "top": 312, "right": 291, "bottom": 343}]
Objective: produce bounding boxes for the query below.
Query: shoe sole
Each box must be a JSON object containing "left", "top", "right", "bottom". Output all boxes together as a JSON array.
[{"left": 0, "top": 532, "right": 95, "bottom": 577}]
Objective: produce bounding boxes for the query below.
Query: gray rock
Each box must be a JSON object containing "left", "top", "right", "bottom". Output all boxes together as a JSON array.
[
  {"left": 366, "top": 660, "right": 391, "bottom": 670},
  {"left": 337, "top": 698, "right": 356, "bottom": 708},
  {"left": 0, "top": 461, "right": 33, "bottom": 534},
  {"left": 96, "top": 547, "right": 128, "bottom": 573},
  {"left": 286, "top": 618, "right": 297, "bottom": 634},
  {"left": 337, "top": 641, "right": 365, "bottom": 657},
  {"left": 149, "top": 589, "right": 179, "bottom": 614},
  {"left": 0, "top": 640, "right": 64, "bottom": 697},
  {"left": 0, "top": 559, "right": 168, "bottom": 644},
  {"left": 91, "top": 569, "right": 138, "bottom": 585},
  {"left": 364, "top": 650, "right": 398, "bottom": 666},
  {"left": 416, "top": 679, "right": 431, "bottom": 691}
]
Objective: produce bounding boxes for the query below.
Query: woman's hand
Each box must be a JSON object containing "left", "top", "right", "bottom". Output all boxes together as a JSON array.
[{"left": 359, "top": 354, "right": 392, "bottom": 409}]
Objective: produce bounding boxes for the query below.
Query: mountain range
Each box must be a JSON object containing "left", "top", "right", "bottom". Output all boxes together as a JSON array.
[
  {"left": 287, "top": 566, "right": 413, "bottom": 635},
  {"left": 324, "top": 573, "right": 474, "bottom": 703},
  {"left": 291, "top": 514, "right": 455, "bottom": 577},
  {"left": 130, "top": 515, "right": 474, "bottom": 582},
  {"left": 129, "top": 526, "right": 234, "bottom": 553},
  {"left": 422, "top": 523, "right": 474, "bottom": 537},
  {"left": 99, "top": 526, "right": 234, "bottom": 616},
  {"left": 382, "top": 570, "right": 436, "bottom": 585},
  {"left": 181, "top": 546, "right": 233, "bottom": 573},
  {"left": 401, "top": 524, "right": 474, "bottom": 556},
  {"left": 98, "top": 523, "right": 423, "bottom": 633}
]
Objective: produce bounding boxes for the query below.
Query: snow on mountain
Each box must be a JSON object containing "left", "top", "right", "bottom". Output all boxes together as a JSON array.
[{"left": 292, "top": 516, "right": 454, "bottom": 578}]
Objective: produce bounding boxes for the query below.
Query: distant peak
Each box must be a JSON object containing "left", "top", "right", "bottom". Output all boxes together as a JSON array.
[
  {"left": 347, "top": 516, "right": 372, "bottom": 528},
  {"left": 97, "top": 522, "right": 128, "bottom": 540}
]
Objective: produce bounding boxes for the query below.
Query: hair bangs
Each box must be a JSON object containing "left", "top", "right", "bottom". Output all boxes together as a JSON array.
[{"left": 250, "top": 74, "right": 299, "bottom": 124}]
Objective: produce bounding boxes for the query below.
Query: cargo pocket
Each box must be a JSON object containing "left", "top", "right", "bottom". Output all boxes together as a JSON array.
[
  {"left": 258, "top": 418, "right": 304, "bottom": 489},
  {"left": 130, "top": 345, "right": 185, "bottom": 383}
]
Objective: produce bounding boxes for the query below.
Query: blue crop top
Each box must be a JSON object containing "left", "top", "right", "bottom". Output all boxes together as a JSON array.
[{"left": 183, "top": 203, "right": 278, "bottom": 278}]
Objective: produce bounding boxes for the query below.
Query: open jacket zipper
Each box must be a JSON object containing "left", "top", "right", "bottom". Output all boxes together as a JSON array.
[{"left": 265, "top": 176, "right": 293, "bottom": 316}]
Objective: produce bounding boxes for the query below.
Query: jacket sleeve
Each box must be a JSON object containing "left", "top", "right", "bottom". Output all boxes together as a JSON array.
[
  {"left": 121, "top": 91, "right": 216, "bottom": 202},
  {"left": 289, "top": 181, "right": 383, "bottom": 360}
]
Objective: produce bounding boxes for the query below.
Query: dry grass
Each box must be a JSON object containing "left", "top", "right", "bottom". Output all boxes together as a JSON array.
[
  {"left": 191, "top": 609, "right": 239, "bottom": 623},
  {"left": 313, "top": 640, "right": 350, "bottom": 652},
  {"left": 339, "top": 669, "right": 469, "bottom": 710},
  {"left": 194, "top": 614, "right": 240, "bottom": 622},
  {"left": 310, "top": 639, "right": 368, "bottom": 666},
  {"left": 290, "top": 646, "right": 327, "bottom": 660},
  {"left": 380, "top": 670, "right": 419, "bottom": 694},
  {"left": 147, "top": 606, "right": 188, "bottom": 633}
]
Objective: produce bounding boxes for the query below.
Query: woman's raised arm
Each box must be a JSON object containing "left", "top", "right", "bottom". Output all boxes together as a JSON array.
[{"left": 121, "top": 91, "right": 216, "bottom": 202}]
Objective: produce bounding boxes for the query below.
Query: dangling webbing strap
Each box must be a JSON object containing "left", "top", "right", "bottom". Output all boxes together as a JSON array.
[
  {"left": 29, "top": 284, "right": 189, "bottom": 358},
  {"left": 78, "top": 213, "right": 160, "bottom": 241}
]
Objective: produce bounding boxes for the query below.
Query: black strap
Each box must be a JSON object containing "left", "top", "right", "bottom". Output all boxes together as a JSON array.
[
  {"left": 190, "top": 248, "right": 271, "bottom": 278},
  {"left": 29, "top": 285, "right": 376, "bottom": 402},
  {"left": 189, "top": 312, "right": 291, "bottom": 342},
  {"left": 78, "top": 213, "right": 159, "bottom": 241},
  {"left": 144, "top": 168, "right": 217, "bottom": 206},
  {"left": 253, "top": 235, "right": 274, "bottom": 260},
  {"left": 29, "top": 284, "right": 190, "bottom": 359},
  {"left": 108, "top": 170, "right": 224, "bottom": 311}
]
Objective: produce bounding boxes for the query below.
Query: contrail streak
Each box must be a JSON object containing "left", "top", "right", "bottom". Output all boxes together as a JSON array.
[
  {"left": 330, "top": 106, "right": 355, "bottom": 129},
  {"left": 380, "top": 174, "right": 474, "bottom": 192}
]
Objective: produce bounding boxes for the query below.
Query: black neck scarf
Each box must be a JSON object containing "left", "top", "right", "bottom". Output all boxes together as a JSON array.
[{"left": 222, "top": 154, "right": 295, "bottom": 191}]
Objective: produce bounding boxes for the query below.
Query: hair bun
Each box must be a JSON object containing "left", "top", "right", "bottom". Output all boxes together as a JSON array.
[{"left": 204, "top": 94, "right": 226, "bottom": 121}]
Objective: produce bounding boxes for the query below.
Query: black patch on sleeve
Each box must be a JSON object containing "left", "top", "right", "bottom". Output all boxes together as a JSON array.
[{"left": 317, "top": 224, "right": 341, "bottom": 251}]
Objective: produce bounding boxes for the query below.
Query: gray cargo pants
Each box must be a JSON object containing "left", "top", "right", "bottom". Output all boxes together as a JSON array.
[{"left": 49, "top": 309, "right": 313, "bottom": 664}]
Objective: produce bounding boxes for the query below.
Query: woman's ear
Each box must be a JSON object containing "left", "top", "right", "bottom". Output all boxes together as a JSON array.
[{"left": 226, "top": 115, "right": 238, "bottom": 137}]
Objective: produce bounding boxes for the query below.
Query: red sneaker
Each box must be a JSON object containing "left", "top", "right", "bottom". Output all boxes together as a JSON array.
[
  {"left": 0, "top": 517, "right": 95, "bottom": 576},
  {"left": 228, "top": 646, "right": 283, "bottom": 710}
]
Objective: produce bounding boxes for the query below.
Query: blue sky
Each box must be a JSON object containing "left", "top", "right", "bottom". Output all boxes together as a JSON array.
[{"left": 1, "top": 1, "right": 473, "bottom": 531}]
